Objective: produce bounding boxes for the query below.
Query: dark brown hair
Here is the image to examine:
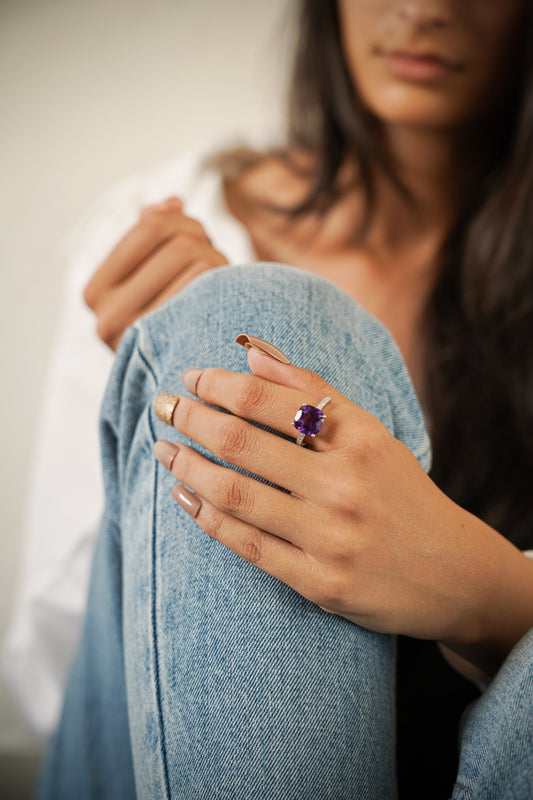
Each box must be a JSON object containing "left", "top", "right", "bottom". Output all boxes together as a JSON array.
[{"left": 287, "top": 0, "right": 533, "bottom": 547}]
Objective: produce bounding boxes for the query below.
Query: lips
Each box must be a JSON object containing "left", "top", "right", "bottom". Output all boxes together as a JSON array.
[{"left": 376, "top": 47, "right": 463, "bottom": 82}]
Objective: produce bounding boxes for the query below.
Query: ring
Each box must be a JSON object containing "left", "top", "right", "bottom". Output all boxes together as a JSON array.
[
  {"left": 154, "top": 393, "right": 180, "bottom": 426},
  {"left": 292, "top": 396, "right": 332, "bottom": 446}
]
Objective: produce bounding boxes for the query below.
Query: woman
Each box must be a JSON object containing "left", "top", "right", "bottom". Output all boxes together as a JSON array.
[{"left": 35, "top": 1, "right": 533, "bottom": 798}]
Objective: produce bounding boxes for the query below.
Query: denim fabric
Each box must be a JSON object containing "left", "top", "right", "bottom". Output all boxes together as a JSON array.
[
  {"left": 452, "top": 626, "right": 533, "bottom": 800},
  {"left": 35, "top": 264, "right": 531, "bottom": 799}
]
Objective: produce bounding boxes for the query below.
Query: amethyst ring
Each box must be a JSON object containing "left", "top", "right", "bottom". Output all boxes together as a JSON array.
[{"left": 292, "top": 396, "right": 332, "bottom": 446}]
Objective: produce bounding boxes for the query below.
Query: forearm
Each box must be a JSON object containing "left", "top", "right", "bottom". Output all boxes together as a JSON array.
[{"left": 438, "top": 512, "right": 533, "bottom": 682}]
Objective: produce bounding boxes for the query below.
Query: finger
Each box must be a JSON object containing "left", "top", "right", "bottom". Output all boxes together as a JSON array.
[
  {"left": 181, "top": 366, "right": 349, "bottom": 451},
  {"left": 150, "top": 196, "right": 183, "bottom": 213},
  {"left": 155, "top": 439, "right": 314, "bottom": 546},
  {"left": 92, "top": 254, "right": 225, "bottom": 350},
  {"left": 172, "top": 486, "right": 323, "bottom": 605},
  {"left": 131, "top": 236, "right": 227, "bottom": 314},
  {"left": 245, "top": 346, "right": 380, "bottom": 439},
  {"left": 84, "top": 208, "right": 210, "bottom": 302},
  {"left": 141, "top": 255, "right": 227, "bottom": 316},
  {"left": 170, "top": 395, "right": 329, "bottom": 494},
  {"left": 108, "top": 236, "right": 224, "bottom": 317},
  {"left": 93, "top": 244, "right": 227, "bottom": 348},
  {"left": 248, "top": 345, "right": 346, "bottom": 401}
]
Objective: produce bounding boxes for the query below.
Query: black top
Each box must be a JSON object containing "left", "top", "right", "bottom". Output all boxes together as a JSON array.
[{"left": 396, "top": 635, "right": 481, "bottom": 799}]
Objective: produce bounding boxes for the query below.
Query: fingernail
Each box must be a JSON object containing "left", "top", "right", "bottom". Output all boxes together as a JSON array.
[
  {"left": 235, "top": 334, "right": 291, "bottom": 364},
  {"left": 153, "top": 196, "right": 183, "bottom": 212},
  {"left": 154, "top": 393, "right": 180, "bottom": 426},
  {"left": 182, "top": 367, "right": 203, "bottom": 395},
  {"left": 164, "top": 196, "right": 183, "bottom": 209},
  {"left": 140, "top": 197, "right": 183, "bottom": 218},
  {"left": 153, "top": 440, "right": 179, "bottom": 471},
  {"left": 172, "top": 485, "right": 202, "bottom": 518}
]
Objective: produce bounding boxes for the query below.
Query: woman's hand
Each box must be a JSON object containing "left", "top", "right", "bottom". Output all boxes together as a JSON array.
[
  {"left": 84, "top": 197, "right": 229, "bottom": 350},
  {"left": 153, "top": 337, "right": 533, "bottom": 679}
]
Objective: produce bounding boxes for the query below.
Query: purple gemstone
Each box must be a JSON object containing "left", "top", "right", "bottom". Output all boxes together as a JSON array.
[{"left": 293, "top": 404, "right": 325, "bottom": 437}]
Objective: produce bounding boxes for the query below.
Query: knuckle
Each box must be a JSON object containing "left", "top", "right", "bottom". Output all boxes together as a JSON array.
[
  {"left": 326, "top": 525, "right": 355, "bottom": 563},
  {"left": 179, "top": 397, "right": 196, "bottom": 433},
  {"left": 95, "top": 310, "right": 117, "bottom": 347},
  {"left": 317, "top": 575, "right": 348, "bottom": 612},
  {"left": 319, "top": 463, "right": 361, "bottom": 514},
  {"left": 183, "top": 218, "right": 207, "bottom": 239},
  {"left": 212, "top": 249, "right": 229, "bottom": 265},
  {"left": 203, "top": 508, "right": 226, "bottom": 541},
  {"left": 168, "top": 232, "right": 197, "bottom": 258},
  {"left": 216, "top": 475, "right": 251, "bottom": 514},
  {"left": 339, "top": 469, "right": 368, "bottom": 513},
  {"left": 217, "top": 420, "right": 249, "bottom": 461},
  {"left": 193, "top": 367, "right": 214, "bottom": 398},
  {"left": 302, "top": 368, "right": 329, "bottom": 396},
  {"left": 361, "top": 423, "right": 390, "bottom": 461},
  {"left": 186, "top": 258, "right": 214, "bottom": 277},
  {"left": 169, "top": 447, "right": 188, "bottom": 482},
  {"left": 346, "top": 419, "right": 387, "bottom": 464},
  {"left": 138, "top": 210, "right": 166, "bottom": 238},
  {"left": 233, "top": 376, "right": 269, "bottom": 416},
  {"left": 335, "top": 480, "right": 360, "bottom": 515},
  {"left": 241, "top": 532, "right": 264, "bottom": 566},
  {"left": 82, "top": 280, "right": 97, "bottom": 309}
]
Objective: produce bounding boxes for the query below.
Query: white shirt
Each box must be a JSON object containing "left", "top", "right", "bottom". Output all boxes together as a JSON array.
[{"left": 2, "top": 139, "right": 256, "bottom": 742}]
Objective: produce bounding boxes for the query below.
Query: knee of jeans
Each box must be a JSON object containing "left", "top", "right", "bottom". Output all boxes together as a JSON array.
[{"left": 143, "top": 260, "right": 431, "bottom": 467}]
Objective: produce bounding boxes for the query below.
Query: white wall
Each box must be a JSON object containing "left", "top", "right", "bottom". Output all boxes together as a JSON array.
[{"left": 0, "top": 0, "right": 291, "bottom": 753}]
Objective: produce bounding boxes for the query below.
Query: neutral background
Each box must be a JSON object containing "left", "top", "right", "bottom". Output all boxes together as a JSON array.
[{"left": 0, "top": 0, "right": 291, "bottom": 788}]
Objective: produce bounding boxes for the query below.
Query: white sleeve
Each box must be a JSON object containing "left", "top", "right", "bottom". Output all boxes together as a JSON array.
[
  {"left": 1, "top": 137, "right": 258, "bottom": 742},
  {"left": 0, "top": 154, "right": 203, "bottom": 742},
  {"left": 0, "top": 178, "right": 145, "bottom": 742}
]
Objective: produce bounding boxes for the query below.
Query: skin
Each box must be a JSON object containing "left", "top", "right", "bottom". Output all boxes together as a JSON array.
[
  {"left": 338, "top": 0, "right": 525, "bottom": 129},
  {"left": 87, "top": 1, "right": 533, "bottom": 677}
]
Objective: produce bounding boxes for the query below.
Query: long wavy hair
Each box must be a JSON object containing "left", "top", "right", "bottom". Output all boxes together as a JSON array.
[{"left": 279, "top": 0, "right": 533, "bottom": 549}]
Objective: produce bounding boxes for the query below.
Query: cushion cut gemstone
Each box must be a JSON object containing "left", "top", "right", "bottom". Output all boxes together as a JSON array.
[{"left": 293, "top": 404, "right": 325, "bottom": 437}]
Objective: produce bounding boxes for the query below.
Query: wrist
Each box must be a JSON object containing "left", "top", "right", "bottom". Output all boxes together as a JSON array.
[{"left": 439, "top": 516, "right": 533, "bottom": 679}]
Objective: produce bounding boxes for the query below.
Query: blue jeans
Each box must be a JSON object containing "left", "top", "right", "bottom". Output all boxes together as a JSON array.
[{"left": 36, "top": 264, "right": 533, "bottom": 799}]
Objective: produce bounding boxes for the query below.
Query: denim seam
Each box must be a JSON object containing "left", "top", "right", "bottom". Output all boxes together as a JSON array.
[
  {"left": 137, "top": 344, "right": 160, "bottom": 443},
  {"left": 134, "top": 338, "right": 172, "bottom": 797},
  {"left": 151, "top": 458, "right": 172, "bottom": 800},
  {"left": 136, "top": 342, "right": 158, "bottom": 390}
]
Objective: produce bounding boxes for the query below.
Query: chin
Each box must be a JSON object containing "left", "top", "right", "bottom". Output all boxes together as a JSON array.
[{"left": 361, "top": 85, "right": 476, "bottom": 131}]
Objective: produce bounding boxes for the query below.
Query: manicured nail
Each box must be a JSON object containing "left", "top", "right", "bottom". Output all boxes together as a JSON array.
[
  {"left": 154, "top": 393, "right": 180, "bottom": 426},
  {"left": 182, "top": 367, "right": 203, "bottom": 395},
  {"left": 172, "top": 485, "right": 202, "bottom": 518},
  {"left": 235, "top": 334, "right": 291, "bottom": 364},
  {"left": 153, "top": 440, "right": 179, "bottom": 471}
]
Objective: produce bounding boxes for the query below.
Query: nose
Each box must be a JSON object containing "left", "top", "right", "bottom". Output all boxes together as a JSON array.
[{"left": 395, "top": 0, "right": 454, "bottom": 29}]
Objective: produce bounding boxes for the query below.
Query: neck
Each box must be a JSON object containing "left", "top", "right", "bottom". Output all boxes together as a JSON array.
[{"left": 372, "top": 122, "right": 492, "bottom": 250}]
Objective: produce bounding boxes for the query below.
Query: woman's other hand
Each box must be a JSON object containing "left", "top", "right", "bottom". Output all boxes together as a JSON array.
[
  {"left": 153, "top": 338, "right": 533, "bottom": 680},
  {"left": 83, "top": 197, "right": 229, "bottom": 350}
]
